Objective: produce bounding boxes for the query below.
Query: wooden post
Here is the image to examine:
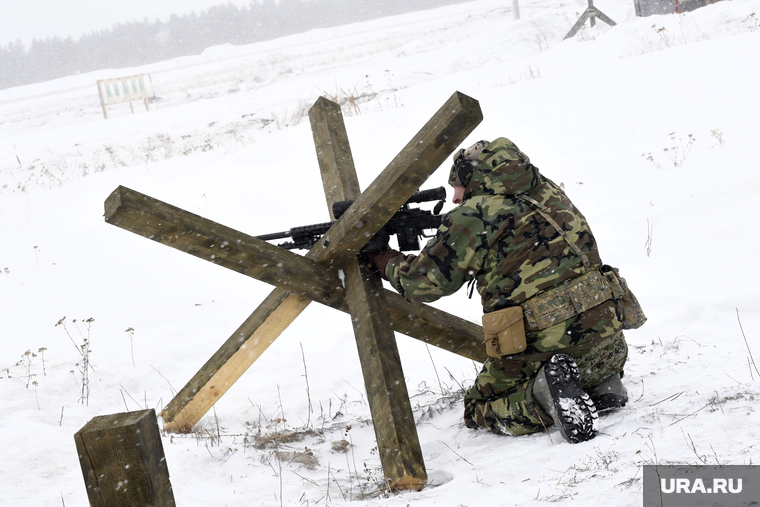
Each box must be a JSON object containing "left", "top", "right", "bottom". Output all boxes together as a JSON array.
[
  {"left": 346, "top": 261, "right": 426, "bottom": 489},
  {"left": 97, "top": 80, "right": 109, "bottom": 120},
  {"left": 74, "top": 409, "right": 175, "bottom": 507},
  {"left": 309, "top": 96, "right": 426, "bottom": 490}
]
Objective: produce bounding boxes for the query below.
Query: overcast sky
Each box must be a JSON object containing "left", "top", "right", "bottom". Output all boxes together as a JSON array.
[{"left": 0, "top": 0, "right": 254, "bottom": 47}]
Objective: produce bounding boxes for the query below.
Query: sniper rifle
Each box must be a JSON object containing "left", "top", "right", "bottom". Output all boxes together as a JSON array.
[{"left": 256, "top": 187, "right": 447, "bottom": 252}]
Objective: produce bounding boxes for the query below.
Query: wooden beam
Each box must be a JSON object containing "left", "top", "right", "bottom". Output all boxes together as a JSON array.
[
  {"left": 384, "top": 292, "right": 484, "bottom": 360},
  {"left": 310, "top": 97, "right": 426, "bottom": 490},
  {"left": 161, "top": 289, "right": 310, "bottom": 433},
  {"left": 317, "top": 91, "right": 483, "bottom": 264},
  {"left": 104, "top": 185, "right": 345, "bottom": 309},
  {"left": 74, "top": 409, "right": 175, "bottom": 507},
  {"left": 344, "top": 261, "right": 426, "bottom": 490},
  {"left": 308, "top": 96, "right": 361, "bottom": 220}
]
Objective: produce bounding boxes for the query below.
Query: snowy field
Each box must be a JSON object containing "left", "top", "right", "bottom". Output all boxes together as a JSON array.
[{"left": 2, "top": 0, "right": 760, "bottom": 505}]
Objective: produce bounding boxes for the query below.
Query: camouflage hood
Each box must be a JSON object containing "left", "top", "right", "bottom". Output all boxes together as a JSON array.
[{"left": 464, "top": 137, "right": 541, "bottom": 199}]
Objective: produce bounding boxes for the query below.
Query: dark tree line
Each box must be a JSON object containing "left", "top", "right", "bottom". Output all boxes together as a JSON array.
[{"left": 0, "top": 0, "right": 469, "bottom": 90}]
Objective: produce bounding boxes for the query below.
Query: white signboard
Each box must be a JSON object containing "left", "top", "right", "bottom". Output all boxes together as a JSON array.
[{"left": 97, "top": 74, "right": 150, "bottom": 119}]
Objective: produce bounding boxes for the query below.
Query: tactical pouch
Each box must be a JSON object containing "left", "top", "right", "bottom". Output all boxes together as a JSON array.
[
  {"left": 482, "top": 307, "right": 527, "bottom": 357},
  {"left": 522, "top": 270, "right": 614, "bottom": 331},
  {"left": 602, "top": 265, "right": 647, "bottom": 330}
]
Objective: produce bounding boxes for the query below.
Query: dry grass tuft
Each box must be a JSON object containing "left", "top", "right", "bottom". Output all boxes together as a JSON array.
[
  {"left": 331, "top": 439, "right": 351, "bottom": 453},
  {"left": 249, "top": 428, "right": 317, "bottom": 450}
]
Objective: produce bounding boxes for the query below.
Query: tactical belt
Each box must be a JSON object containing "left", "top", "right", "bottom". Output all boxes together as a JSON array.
[{"left": 520, "top": 269, "right": 623, "bottom": 331}]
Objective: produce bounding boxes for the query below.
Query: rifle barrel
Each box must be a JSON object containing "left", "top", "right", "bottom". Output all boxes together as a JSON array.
[
  {"left": 255, "top": 230, "right": 291, "bottom": 241},
  {"left": 258, "top": 187, "right": 446, "bottom": 251}
]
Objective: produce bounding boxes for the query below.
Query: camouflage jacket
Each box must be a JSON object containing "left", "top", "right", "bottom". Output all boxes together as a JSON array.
[{"left": 386, "top": 137, "right": 608, "bottom": 316}]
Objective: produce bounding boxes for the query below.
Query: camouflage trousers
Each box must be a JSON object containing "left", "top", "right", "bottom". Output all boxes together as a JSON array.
[{"left": 463, "top": 330, "right": 628, "bottom": 436}]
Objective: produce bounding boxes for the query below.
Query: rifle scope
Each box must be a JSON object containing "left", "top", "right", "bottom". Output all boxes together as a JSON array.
[{"left": 331, "top": 186, "right": 446, "bottom": 220}]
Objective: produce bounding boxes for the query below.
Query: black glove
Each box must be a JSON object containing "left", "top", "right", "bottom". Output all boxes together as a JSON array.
[{"left": 365, "top": 248, "right": 402, "bottom": 280}]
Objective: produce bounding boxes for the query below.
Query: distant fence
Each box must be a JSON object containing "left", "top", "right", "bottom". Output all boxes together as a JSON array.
[{"left": 96, "top": 74, "right": 150, "bottom": 119}]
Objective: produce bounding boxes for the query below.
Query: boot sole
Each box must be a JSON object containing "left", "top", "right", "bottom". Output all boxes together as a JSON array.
[{"left": 544, "top": 354, "right": 598, "bottom": 444}]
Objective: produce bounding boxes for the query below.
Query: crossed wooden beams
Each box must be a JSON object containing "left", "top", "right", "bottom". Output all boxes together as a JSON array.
[
  {"left": 564, "top": 0, "right": 616, "bottom": 40},
  {"left": 104, "top": 92, "right": 485, "bottom": 490}
]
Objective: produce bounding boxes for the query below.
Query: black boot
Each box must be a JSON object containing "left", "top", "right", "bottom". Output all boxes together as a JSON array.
[
  {"left": 586, "top": 373, "right": 628, "bottom": 413},
  {"left": 531, "top": 354, "right": 598, "bottom": 444}
]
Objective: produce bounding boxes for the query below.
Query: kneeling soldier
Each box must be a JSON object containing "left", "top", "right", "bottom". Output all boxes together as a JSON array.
[{"left": 367, "top": 138, "right": 643, "bottom": 443}]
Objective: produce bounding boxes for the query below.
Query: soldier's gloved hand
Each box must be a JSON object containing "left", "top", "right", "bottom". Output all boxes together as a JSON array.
[
  {"left": 365, "top": 248, "right": 402, "bottom": 281},
  {"left": 359, "top": 229, "right": 390, "bottom": 256}
]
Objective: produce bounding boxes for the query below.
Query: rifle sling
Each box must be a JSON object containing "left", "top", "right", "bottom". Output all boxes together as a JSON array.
[{"left": 516, "top": 194, "right": 592, "bottom": 271}]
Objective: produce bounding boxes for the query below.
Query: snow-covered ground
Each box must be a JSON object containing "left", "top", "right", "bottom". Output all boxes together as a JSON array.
[{"left": 2, "top": 0, "right": 760, "bottom": 505}]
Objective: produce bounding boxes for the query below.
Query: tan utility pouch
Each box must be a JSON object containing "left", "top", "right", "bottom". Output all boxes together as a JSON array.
[
  {"left": 482, "top": 307, "right": 527, "bottom": 358},
  {"left": 602, "top": 265, "right": 647, "bottom": 330}
]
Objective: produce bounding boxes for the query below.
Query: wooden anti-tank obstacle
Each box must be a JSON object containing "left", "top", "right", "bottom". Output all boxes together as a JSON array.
[
  {"left": 564, "top": 0, "right": 616, "bottom": 40},
  {"left": 75, "top": 409, "right": 175, "bottom": 507},
  {"left": 104, "top": 92, "right": 485, "bottom": 490}
]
